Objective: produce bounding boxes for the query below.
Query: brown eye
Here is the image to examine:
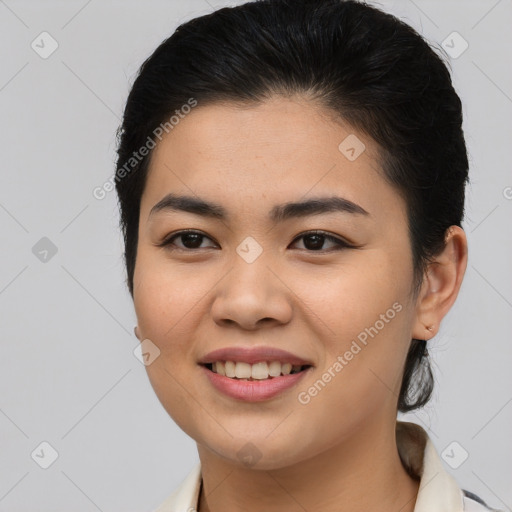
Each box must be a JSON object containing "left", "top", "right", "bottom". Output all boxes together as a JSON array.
[
  {"left": 290, "top": 231, "right": 352, "bottom": 251},
  {"left": 158, "top": 230, "right": 217, "bottom": 250}
]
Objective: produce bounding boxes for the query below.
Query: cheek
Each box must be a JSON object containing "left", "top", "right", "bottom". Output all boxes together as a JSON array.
[
  {"left": 133, "top": 258, "right": 208, "bottom": 432},
  {"left": 132, "top": 254, "right": 216, "bottom": 406},
  {"left": 298, "top": 255, "right": 407, "bottom": 338},
  {"left": 297, "top": 257, "right": 411, "bottom": 398},
  {"left": 133, "top": 253, "right": 208, "bottom": 347},
  {"left": 295, "top": 296, "right": 409, "bottom": 437},
  {"left": 143, "top": 358, "right": 210, "bottom": 444}
]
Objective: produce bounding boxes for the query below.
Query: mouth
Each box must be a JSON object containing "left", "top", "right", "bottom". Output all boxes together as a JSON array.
[
  {"left": 201, "top": 361, "right": 313, "bottom": 381},
  {"left": 200, "top": 360, "right": 313, "bottom": 401},
  {"left": 197, "top": 346, "right": 314, "bottom": 401}
]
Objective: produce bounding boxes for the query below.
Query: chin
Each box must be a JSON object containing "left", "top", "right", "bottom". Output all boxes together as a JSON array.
[{"left": 197, "top": 426, "right": 315, "bottom": 470}]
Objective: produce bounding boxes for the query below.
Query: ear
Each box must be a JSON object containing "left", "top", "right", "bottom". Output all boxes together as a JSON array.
[{"left": 412, "top": 226, "right": 468, "bottom": 340}]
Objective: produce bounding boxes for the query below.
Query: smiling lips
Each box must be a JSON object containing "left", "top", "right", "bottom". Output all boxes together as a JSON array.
[{"left": 198, "top": 346, "right": 313, "bottom": 401}]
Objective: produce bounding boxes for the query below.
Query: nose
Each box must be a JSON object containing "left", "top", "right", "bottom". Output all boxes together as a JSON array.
[{"left": 210, "top": 256, "right": 293, "bottom": 331}]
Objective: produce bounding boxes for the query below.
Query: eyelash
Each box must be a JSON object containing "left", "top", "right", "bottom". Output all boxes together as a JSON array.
[{"left": 157, "top": 229, "right": 355, "bottom": 253}]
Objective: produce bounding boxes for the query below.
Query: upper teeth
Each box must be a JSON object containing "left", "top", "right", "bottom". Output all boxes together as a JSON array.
[{"left": 211, "top": 361, "right": 303, "bottom": 380}]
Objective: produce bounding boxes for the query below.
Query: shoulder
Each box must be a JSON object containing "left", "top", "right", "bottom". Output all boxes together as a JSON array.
[{"left": 462, "top": 489, "right": 504, "bottom": 511}]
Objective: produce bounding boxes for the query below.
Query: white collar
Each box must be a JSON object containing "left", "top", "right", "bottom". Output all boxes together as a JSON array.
[
  {"left": 153, "top": 421, "right": 466, "bottom": 512},
  {"left": 398, "top": 422, "right": 464, "bottom": 511}
]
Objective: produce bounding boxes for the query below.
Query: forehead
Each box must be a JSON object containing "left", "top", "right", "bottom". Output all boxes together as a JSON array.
[{"left": 140, "top": 96, "right": 404, "bottom": 225}]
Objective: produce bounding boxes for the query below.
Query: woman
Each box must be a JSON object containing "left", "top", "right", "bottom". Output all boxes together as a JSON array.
[{"left": 115, "top": 0, "right": 500, "bottom": 510}]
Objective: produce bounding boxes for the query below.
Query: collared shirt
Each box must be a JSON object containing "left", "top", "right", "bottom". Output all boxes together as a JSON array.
[{"left": 153, "top": 421, "right": 499, "bottom": 512}]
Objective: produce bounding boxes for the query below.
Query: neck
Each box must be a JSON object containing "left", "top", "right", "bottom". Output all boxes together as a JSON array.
[{"left": 197, "top": 419, "right": 420, "bottom": 512}]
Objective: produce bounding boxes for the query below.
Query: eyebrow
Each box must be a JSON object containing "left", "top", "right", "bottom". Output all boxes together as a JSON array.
[{"left": 148, "top": 193, "right": 370, "bottom": 223}]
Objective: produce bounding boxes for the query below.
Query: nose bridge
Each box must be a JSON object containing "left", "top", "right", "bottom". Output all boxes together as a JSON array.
[
  {"left": 211, "top": 236, "right": 292, "bottom": 328},
  {"left": 228, "top": 236, "right": 274, "bottom": 304}
]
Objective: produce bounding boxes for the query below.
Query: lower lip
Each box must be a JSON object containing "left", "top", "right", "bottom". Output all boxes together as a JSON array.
[{"left": 200, "top": 365, "right": 311, "bottom": 402}]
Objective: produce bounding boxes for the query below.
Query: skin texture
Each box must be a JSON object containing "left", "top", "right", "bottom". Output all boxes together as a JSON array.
[{"left": 132, "top": 96, "right": 468, "bottom": 512}]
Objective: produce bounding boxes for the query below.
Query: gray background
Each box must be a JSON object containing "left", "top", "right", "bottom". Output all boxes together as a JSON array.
[{"left": 0, "top": 0, "right": 511, "bottom": 510}]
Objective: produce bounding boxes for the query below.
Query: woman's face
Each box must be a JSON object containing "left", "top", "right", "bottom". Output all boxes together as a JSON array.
[{"left": 133, "top": 96, "right": 425, "bottom": 469}]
